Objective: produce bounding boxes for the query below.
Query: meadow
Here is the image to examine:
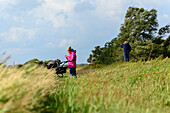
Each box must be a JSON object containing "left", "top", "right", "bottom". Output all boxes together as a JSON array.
[{"left": 0, "top": 57, "right": 170, "bottom": 113}]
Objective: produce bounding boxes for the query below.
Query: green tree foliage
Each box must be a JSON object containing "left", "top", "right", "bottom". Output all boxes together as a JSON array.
[
  {"left": 162, "top": 36, "right": 170, "bottom": 57},
  {"left": 130, "top": 40, "right": 165, "bottom": 61},
  {"left": 87, "top": 39, "right": 118, "bottom": 64},
  {"left": 117, "top": 7, "right": 158, "bottom": 43},
  {"left": 87, "top": 7, "right": 170, "bottom": 64},
  {"left": 158, "top": 24, "right": 170, "bottom": 38}
]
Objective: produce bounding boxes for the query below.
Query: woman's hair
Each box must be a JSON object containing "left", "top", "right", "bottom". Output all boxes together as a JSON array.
[{"left": 67, "top": 46, "right": 72, "bottom": 51}]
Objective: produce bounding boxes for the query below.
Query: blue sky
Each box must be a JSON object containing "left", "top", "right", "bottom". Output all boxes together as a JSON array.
[{"left": 0, "top": 0, "right": 170, "bottom": 65}]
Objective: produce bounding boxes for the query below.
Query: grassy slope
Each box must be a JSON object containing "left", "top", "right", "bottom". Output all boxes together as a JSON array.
[
  {"left": 0, "top": 58, "right": 170, "bottom": 113},
  {"left": 45, "top": 57, "right": 170, "bottom": 113}
]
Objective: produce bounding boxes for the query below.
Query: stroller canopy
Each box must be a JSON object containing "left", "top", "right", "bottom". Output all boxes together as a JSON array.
[{"left": 47, "top": 59, "right": 62, "bottom": 69}]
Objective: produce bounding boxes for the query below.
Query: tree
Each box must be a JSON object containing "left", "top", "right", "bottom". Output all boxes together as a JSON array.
[
  {"left": 117, "top": 7, "right": 158, "bottom": 43},
  {"left": 87, "top": 39, "right": 117, "bottom": 64},
  {"left": 162, "top": 36, "right": 170, "bottom": 57},
  {"left": 87, "top": 7, "right": 169, "bottom": 64},
  {"left": 157, "top": 24, "right": 170, "bottom": 39},
  {"left": 87, "top": 46, "right": 102, "bottom": 64}
]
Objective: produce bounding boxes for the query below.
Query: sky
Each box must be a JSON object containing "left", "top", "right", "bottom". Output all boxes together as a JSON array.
[{"left": 0, "top": 0, "right": 170, "bottom": 65}]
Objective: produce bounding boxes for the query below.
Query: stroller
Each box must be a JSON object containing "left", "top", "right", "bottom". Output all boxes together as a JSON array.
[{"left": 47, "top": 59, "right": 69, "bottom": 77}]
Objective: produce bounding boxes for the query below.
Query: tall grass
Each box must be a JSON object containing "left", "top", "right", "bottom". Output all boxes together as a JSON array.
[
  {"left": 43, "top": 57, "right": 170, "bottom": 113},
  {"left": 0, "top": 63, "right": 58, "bottom": 113},
  {"left": 0, "top": 57, "right": 170, "bottom": 113}
]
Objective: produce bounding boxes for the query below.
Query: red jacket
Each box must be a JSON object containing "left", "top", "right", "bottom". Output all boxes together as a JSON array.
[{"left": 66, "top": 50, "right": 77, "bottom": 68}]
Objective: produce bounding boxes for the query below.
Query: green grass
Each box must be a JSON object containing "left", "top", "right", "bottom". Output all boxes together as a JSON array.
[
  {"left": 44, "top": 58, "right": 170, "bottom": 113},
  {"left": 0, "top": 63, "right": 58, "bottom": 113},
  {"left": 0, "top": 58, "right": 170, "bottom": 113}
]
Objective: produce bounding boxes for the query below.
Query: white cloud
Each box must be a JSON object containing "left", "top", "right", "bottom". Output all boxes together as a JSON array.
[
  {"left": 0, "top": 0, "right": 42, "bottom": 11},
  {"left": 144, "top": 0, "right": 170, "bottom": 4},
  {"left": 130, "top": 0, "right": 170, "bottom": 7},
  {"left": 5, "top": 47, "right": 31, "bottom": 55},
  {"left": 162, "top": 14, "right": 169, "bottom": 18},
  {"left": 94, "top": 0, "right": 127, "bottom": 20},
  {"left": 29, "top": 0, "right": 78, "bottom": 29},
  {"left": 0, "top": 0, "right": 17, "bottom": 11},
  {"left": 43, "top": 42, "right": 57, "bottom": 48},
  {"left": 0, "top": 0, "right": 17, "bottom": 6},
  {"left": 59, "top": 39, "right": 74, "bottom": 47},
  {"left": 13, "top": 16, "right": 24, "bottom": 23},
  {"left": 28, "top": 0, "right": 128, "bottom": 29},
  {"left": 42, "top": 39, "right": 75, "bottom": 48},
  {"left": 0, "top": 27, "right": 37, "bottom": 42}
]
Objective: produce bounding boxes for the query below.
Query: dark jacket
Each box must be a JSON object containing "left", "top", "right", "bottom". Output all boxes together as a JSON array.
[{"left": 121, "top": 43, "right": 131, "bottom": 54}]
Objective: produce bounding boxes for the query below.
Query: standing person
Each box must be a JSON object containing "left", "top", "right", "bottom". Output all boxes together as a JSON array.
[
  {"left": 120, "top": 41, "right": 131, "bottom": 62},
  {"left": 65, "top": 46, "right": 77, "bottom": 78}
]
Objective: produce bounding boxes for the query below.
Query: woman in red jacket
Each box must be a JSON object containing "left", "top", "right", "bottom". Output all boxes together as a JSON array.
[{"left": 65, "top": 46, "right": 77, "bottom": 78}]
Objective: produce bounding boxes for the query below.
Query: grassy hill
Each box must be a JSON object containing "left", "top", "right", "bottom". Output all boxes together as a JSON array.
[{"left": 0, "top": 57, "right": 170, "bottom": 113}]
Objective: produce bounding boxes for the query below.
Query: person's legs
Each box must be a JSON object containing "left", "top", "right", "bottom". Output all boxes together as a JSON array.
[
  {"left": 127, "top": 53, "right": 129, "bottom": 62},
  {"left": 69, "top": 68, "right": 73, "bottom": 77},
  {"left": 124, "top": 53, "right": 127, "bottom": 62},
  {"left": 69, "top": 68, "right": 77, "bottom": 78},
  {"left": 72, "top": 68, "right": 77, "bottom": 78},
  {"left": 124, "top": 53, "right": 129, "bottom": 62}
]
